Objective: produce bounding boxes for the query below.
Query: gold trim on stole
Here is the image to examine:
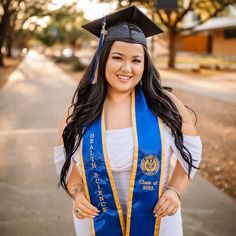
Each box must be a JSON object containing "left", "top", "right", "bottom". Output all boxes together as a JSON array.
[
  {"left": 154, "top": 118, "right": 166, "bottom": 236},
  {"left": 78, "top": 90, "right": 165, "bottom": 236},
  {"left": 101, "top": 109, "right": 126, "bottom": 235},
  {"left": 125, "top": 89, "right": 139, "bottom": 236},
  {"left": 79, "top": 141, "right": 96, "bottom": 236}
]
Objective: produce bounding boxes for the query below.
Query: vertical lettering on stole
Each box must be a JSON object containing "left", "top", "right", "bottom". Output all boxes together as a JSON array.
[{"left": 90, "top": 133, "right": 107, "bottom": 213}]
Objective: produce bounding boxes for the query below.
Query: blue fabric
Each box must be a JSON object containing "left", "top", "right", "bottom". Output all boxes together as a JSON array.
[
  {"left": 82, "top": 117, "right": 123, "bottom": 236},
  {"left": 129, "top": 86, "right": 162, "bottom": 235},
  {"left": 81, "top": 86, "right": 163, "bottom": 236}
]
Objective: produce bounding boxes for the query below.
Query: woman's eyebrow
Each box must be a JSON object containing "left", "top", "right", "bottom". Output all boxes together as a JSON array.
[
  {"left": 111, "top": 52, "right": 143, "bottom": 58},
  {"left": 111, "top": 52, "right": 123, "bottom": 56}
]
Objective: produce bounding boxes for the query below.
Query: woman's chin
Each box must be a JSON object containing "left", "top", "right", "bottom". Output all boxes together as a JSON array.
[{"left": 110, "top": 84, "right": 134, "bottom": 93}]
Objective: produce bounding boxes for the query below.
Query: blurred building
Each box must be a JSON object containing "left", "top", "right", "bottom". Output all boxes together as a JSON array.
[{"left": 178, "top": 16, "right": 236, "bottom": 58}]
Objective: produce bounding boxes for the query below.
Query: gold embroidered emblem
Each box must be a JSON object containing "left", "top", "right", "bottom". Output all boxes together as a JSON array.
[{"left": 140, "top": 155, "right": 160, "bottom": 176}]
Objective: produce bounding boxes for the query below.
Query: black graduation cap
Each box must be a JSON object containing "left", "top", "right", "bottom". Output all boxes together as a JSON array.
[
  {"left": 82, "top": 5, "right": 163, "bottom": 48},
  {"left": 81, "top": 6, "right": 163, "bottom": 83}
]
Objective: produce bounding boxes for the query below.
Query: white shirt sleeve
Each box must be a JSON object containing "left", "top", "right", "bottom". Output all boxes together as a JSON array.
[
  {"left": 170, "top": 133, "right": 202, "bottom": 179},
  {"left": 53, "top": 145, "right": 78, "bottom": 184}
]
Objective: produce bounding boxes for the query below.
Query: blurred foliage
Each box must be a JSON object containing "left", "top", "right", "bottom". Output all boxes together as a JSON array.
[
  {"left": 121, "top": 0, "right": 236, "bottom": 31},
  {"left": 36, "top": 4, "right": 89, "bottom": 48},
  {"left": 54, "top": 55, "right": 86, "bottom": 71},
  {"left": 73, "top": 58, "right": 86, "bottom": 71},
  {"left": 0, "top": 0, "right": 52, "bottom": 66},
  {"left": 100, "top": 0, "right": 236, "bottom": 68},
  {"left": 54, "top": 55, "right": 76, "bottom": 64},
  {"left": 0, "top": 0, "right": 90, "bottom": 66}
]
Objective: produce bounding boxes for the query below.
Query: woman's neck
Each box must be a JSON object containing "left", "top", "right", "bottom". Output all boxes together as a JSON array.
[
  {"left": 104, "top": 89, "right": 132, "bottom": 130},
  {"left": 106, "top": 89, "right": 131, "bottom": 104}
]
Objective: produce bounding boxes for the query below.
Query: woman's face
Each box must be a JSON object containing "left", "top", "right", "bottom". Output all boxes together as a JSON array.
[{"left": 105, "top": 41, "right": 145, "bottom": 94}]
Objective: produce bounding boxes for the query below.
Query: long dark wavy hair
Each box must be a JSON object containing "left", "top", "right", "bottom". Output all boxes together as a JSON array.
[{"left": 59, "top": 41, "right": 199, "bottom": 196}]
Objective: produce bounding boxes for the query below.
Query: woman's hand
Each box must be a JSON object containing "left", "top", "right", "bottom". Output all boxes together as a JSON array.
[
  {"left": 67, "top": 162, "right": 100, "bottom": 219},
  {"left": 73, "top": 190, "right": 100, "bottom": 219},
  {"left": 153, "top": 189, "right": 180, "bottom": 218}
]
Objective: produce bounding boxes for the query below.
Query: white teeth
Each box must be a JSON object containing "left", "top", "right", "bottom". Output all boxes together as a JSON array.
[{"left": 117, "top": 75, "right": 131, "bottom": 80}]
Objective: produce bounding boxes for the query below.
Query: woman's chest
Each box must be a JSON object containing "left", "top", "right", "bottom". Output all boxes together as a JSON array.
[{"left": 104, "top": 104, "right": 132, "bottom": 130}]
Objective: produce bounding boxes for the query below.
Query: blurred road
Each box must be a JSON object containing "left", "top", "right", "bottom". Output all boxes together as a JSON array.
[
  {"left": 0, "top": 51, "right": 76, "bottom": 236},
  {"left": 160, "top": 69, "right": 236, "bottom": 104},
  {"left": 0, "top": 51, "right": 235, "bottom": 236}
]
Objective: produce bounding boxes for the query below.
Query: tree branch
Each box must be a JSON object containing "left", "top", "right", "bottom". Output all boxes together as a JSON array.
[
  {"left": 156, "top": 10, "right": 168, "bottom": 27},
  {"left": 174, "top": 0, "right": 194, "bottom": 27}
]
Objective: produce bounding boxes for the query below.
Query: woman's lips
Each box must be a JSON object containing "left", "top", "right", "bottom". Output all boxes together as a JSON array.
[{"left": 116, "top": 74, "right": 132, "bottom": 81}]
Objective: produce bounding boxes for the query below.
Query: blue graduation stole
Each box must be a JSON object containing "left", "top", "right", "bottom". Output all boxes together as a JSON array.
[{"left": 79, "top": 86, "right": 165, "bottom": 236}]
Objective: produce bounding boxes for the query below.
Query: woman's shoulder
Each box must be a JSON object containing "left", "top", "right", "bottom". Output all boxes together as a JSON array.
[
  {"left": 165, "top": 91, "right": 198, "bottom": 136},
  {"left": 165, "top": 90, "right": 185, "bottom": 110}
]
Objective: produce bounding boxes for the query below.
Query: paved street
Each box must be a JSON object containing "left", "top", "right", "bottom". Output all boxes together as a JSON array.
[
  {"left": 0, "top": 51, "right": 235, "bottom": 236},
  {"left": 0, "top": 51, "right": 76, "bottom": 236},
  {"left": 160, "top": 69, "right": 236, "bottom": 104}
]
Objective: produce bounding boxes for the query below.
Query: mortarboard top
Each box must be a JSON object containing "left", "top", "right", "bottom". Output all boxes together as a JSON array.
[{"left": 81, "top": 5, "right": 163, "bottom": 48}]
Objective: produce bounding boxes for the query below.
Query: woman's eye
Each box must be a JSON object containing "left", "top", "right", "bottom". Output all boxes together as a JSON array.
[
  {"left": 112, "top": 56, "right": 122, "bottom": 60},
  {"left": 133, "top": 59, "right": 141, "bottom": 63}
]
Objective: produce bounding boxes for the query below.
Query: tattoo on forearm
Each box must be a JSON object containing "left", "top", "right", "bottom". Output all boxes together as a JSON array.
[{"left": 71, "top": 183, "right": 84, "bottom": 199}]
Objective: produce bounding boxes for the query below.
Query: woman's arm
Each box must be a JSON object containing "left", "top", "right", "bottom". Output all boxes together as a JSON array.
[
  {"left": 58, "top": 111, "right": 83, "bottom": 199},
  {"left": 166, "top": 92, "right": 197, "bottom": 194},
  {"left": 154, "top": 92, "right": 200, "bottom": 218},
  {"left": 167, "top": 91, "right": 197, "bottom": 136},
  {"left": 58, "top": 112, "right": 99, "bottom": 218}
]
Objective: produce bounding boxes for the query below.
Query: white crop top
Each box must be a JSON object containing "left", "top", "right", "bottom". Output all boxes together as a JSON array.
[{"left": 53, "top": 124, "right": 202, "bottom": 187}]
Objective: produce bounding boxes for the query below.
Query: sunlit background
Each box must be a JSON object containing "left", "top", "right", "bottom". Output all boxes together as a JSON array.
[{"left": 0, "top": 1, "right": 236, "bottom": 235}]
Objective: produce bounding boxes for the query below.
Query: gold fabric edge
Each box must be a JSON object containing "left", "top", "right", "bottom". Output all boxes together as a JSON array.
[
  {"left": 79, "top": 139, "right": 96, "bottom": 236},
  {"left": 101, "top": 108, "right": 126, "bottom": 235},
  {"left": 125, "top": 89, "right": 139, "bottom": 236},
  {"left": 154, "top": 118, "right": 166, "bottom": 236}
]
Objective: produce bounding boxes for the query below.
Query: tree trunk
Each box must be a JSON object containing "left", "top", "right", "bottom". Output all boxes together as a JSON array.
[
  {"left": 6, "top": 40, "right": 12, "bottom": 58},
  {"left": 168, "top": 31, "right": 177, "bottom": 68},
  {"left": 0, "top": 50, "right": 4, "bottom": 67},
  {"left": 0, "top": 31, "right": 6, "bottom": 66},
  {"left": 7, "top": 29, "right": 13, "bottom": 58},
  {"left": 0, "top": 27, "right": 6, "bottom": 66},
  {"left": 0, "top": 0, "right": 12, "bottom": 67}
]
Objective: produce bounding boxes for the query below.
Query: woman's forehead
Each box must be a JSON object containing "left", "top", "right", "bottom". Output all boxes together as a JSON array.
[{"left": 110, "top": 41, "right": 144, "bottom": 57}]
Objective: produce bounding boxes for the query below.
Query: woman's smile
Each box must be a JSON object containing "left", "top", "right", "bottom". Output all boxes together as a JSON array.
[{"left": 116, "top": 74, "right": 132, "bottom": 81}]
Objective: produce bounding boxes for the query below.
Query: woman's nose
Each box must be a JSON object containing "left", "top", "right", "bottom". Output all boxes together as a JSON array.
[{"left": 120, "top": 62, "right": 132, "bottom": 73}]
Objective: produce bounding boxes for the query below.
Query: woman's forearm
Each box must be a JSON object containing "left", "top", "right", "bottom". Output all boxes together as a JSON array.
[
  {"left": 154, "top": 159, "right": 189, "bottom": 217},
  {"left": 167, "top": 160, "right": 190, "bottom": 197},
  {"left": 67, "top": 162, "right": 84, "bottom": 200}
]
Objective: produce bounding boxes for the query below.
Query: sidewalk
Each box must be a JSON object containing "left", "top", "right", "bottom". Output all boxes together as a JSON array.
[
  {"left": 159, "top": 68, "right": 236, "bottom": 235},
  {"left": 0, "top": 51, "right": 235, "bottom": 236},
  {"left": 182, "top": 175, "right": 236, "bottom": 236},
  {"left": 0, "top": 51, "right": 76, "bottom": 236},
  {"left": 159, "top": 69, "right": 236, "bottom": 104}
]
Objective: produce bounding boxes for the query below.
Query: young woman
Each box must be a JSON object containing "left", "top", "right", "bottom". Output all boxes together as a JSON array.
[{"left": 54, "top": 6, "right": 202, "bottom": 236}]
